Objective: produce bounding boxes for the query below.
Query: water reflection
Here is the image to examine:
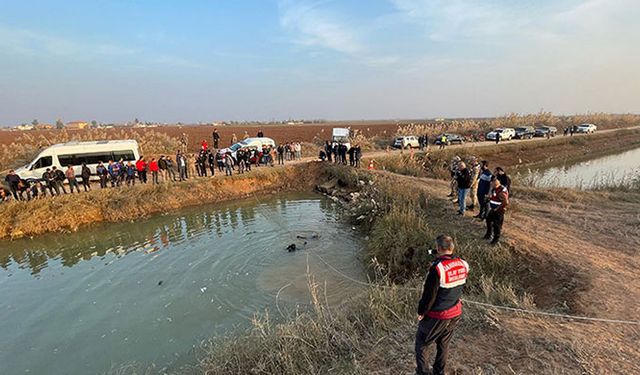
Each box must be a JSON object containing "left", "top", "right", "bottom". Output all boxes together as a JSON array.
[
  {"left": 0, "top": 193, "right": 314, "bottom": 276},
  {"left": 519, "top": 147, "right": 640, "bottom": 189},
  {"left": 0, "top": 192, "right": 364, "bottom": 375}
]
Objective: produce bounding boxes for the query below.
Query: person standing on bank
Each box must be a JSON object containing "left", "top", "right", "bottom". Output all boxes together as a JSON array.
[
  {"left": 475, "top": 161, "right": 492, "bottom": 220},
  {"left": 415, "top": 235, "right": 469, "bottom": 375},
  {"left": 212, "top": 128, "right": 220, "bottom": 149},
  {"left": 484, "top": 176, "right": 509, "bottom": 245},
  {"left": 149, "top": 158, "right": 159, "bottom": 185},
  {"left": 96, "top": 162, "right": 108, "bottom": 189},
  {"left": 81, "top": 163, "right": 91, "bottom": 192},
  {"left": 53, "top": 166, "right": 67, "bottom": 194},
  {"left": 136, "top": 156, "right": 148, "bottom": 184},
  {"left": 4, "top": 170, "right": 21, "bottom": 200},
  {"left": 455, "top": 161, "right": 472, "bottom": 215}
]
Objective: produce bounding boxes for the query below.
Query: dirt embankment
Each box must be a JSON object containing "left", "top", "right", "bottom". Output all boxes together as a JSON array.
[
  {"left": 323, "top": 168, "right": 640, "bottom": 374},
  {"left": 0, "top": 163, "right": 324, "bottom": 240}
]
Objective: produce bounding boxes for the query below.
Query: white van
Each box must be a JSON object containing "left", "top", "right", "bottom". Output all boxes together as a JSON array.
[
  {"left": 15, "top": 140, "right": 140, "bottom": 181},
  {"left": 332, "top": 128, "right": 351, "bottom": 149}
]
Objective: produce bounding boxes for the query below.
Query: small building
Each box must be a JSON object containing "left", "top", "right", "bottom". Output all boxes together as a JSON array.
[
  {"left": 35, "top": 123, "right": 54, "bottom": 130},
  {"left": 66, "top": 121, "right": 89, "bottom": 130},
  {"left": 16, "top": 124, "right": 34, "bottom": 131}
]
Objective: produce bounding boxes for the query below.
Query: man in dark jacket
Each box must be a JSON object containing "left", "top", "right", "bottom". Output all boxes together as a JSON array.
[
  {"left": 42, "top": 168, "right": 55, "bottom": 195},
  {"left": 81, "top": 163, "right": 92, "bottom": 192},
  {"left": 96, "top": 162, "right": 108, "bottom": 188},
  {"left": 416, "top": 235, "right": 469, "bottom": 375},
  {"left": 52, "top": 166, "right": 67, "bottom": 194},
  {"left": 347, "top": 146, "right": 355, "bottom": 166},
  {"left": 325, "top": 141, "right": 332, "bottom": 162},
  {"left": 207, "top": 151, "right": 216, "bottom": 176},
  {"left": 354, "top": 144, "right": 362, "bottom": 168},
  {"left": 4, "top": 170, "right": 21, "bottom": 200},
  {"left": 475, "top": 161, "right": 493, "bottom": 220},
  {"left": 212, "top": 128, "right": 221, "bottom": 149},
  {"left": 455, "top": 161, "right": 472, "bottom": 215},
  {"left": 158, "top": 156, "right": 168, "bottom": 182}
]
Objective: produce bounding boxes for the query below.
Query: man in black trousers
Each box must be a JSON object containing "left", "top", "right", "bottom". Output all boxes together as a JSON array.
[{"left": 415, "top": 235, "right": 469, "bottom": 375}]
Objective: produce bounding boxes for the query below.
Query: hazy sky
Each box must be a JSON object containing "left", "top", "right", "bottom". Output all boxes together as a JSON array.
[{"left": 0, "top": 0, "right": 638, "bottom": 125}]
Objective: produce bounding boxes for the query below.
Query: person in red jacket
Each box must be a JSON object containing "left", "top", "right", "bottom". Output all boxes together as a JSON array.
[
  {"left": 415, "top": 235, "right": 469, "bottom": 375},
  {"left": 149, "top": 158, "right": 160, "bottom": 185},
  {"left": 136, "top": 156, "right": 148, "bottom": 184},
  {"left": 201, "top": 139, "right": 208, "bottom": 151}
]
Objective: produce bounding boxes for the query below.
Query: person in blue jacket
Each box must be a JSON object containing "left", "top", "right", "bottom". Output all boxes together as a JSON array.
[{"left": 475, "top": 160, "right": 493, "bottom": 220}]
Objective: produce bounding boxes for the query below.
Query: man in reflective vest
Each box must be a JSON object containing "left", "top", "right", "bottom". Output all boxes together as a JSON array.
[
  {"left": 416, "top": 235, "right": 469, "bottom": 375},
  {"left": 484, "top": 176, "right": 510, "bottom": 244}
]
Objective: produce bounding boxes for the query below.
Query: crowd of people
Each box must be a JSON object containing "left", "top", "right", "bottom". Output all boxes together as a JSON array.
[
  {"left": 447, "top": 155, "right": 511, "bottom": 244},
  {"left": 1, "top": 129, "right": 321, "bottom": 202},
  {"left": 319, "top": 141, "right": 363, "bottom": 167}
]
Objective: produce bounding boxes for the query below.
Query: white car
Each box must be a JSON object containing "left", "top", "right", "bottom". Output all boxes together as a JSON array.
[
  {"left": 15, "top": 140, "right": 140, "bottom": 181},
  {"left": 393, "top": 135, "right": 420, "bottom": 149},
  {"left": 486, "top": 128, "right": 515, "bottom": 141},
  {"left": 219, "top": 137, "right": 276, "bottom": 159},
  {"left": 575, "top": 123, "right": 597, "bottom": 133}
]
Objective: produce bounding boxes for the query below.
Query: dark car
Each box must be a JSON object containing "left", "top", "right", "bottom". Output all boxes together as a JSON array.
[
  {"left": 534, "top": 126, "right": 558, "bottom": 137},
  {"left": 514, "top": 126, "right": 535, "bottom": 139},
  {"left": 434, "top": 133, "right": 465, "bottom": 145}
]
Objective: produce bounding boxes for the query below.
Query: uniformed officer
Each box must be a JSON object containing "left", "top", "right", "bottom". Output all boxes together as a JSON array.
[
  {"left": 484, "top": 176, "right": 510, "bottom": 244},
  {"left": 415, "top": 235, "right": 469, "bottom": 375}
]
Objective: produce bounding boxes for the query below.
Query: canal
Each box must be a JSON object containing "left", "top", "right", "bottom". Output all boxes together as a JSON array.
[{"left": 0, "top": 192, "right": 365, "bottom": 374}]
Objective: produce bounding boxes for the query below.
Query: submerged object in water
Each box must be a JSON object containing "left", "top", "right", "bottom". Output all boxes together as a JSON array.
[
  {"left": 286, "top": 243, "right": 297, "bottom": 252},
  {"left": 296, "top": 232, "right": 320, "bottom": 240}
]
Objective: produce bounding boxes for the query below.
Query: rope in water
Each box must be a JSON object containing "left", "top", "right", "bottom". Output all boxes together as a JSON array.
[{"left": 249, "top": 190, "right": 640, "bottom": 326}]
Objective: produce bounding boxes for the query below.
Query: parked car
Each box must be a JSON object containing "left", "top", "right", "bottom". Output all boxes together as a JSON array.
[
  {"left": 219, "top": 137, "right": 276, "bottom": 161},
  {"left": 434, "top": 133, "right": 465, "bottom": 145},
  {"left": 514, "top": 126, "right": 535, "bottom": 139},
  {"left": 393, "top": 135, "right": 420, "bottom": 149},
  {"left": 486, "top": 128, "right": 515, "bottom": 141},
  {"left": 575, "top": 123, "right": 597, "bottom": 133},
  {"left": 534, "top": 126, "right": 558, "bottom": 137}
]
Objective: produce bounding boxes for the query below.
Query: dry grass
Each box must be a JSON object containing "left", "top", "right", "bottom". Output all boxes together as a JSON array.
[{"left": 182, "top": 165, "right": 639, "bottom": 374}]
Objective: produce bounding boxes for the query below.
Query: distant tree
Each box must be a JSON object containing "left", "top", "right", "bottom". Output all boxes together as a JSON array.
[
  {"left": 32, "top": 119, "right": 39, "bottom": 126},
  {"left": 134, "top": 118, "right": 139, "bottom": 124},
  {"left": 55, "top": 119, "right": 64, "bottom": 129},
  {"left": 91, "top": 120, "right": 98, "bottom": 128}
]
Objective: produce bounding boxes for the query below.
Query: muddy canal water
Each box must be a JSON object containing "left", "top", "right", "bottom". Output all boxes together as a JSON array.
[{"left": 0, "top": 193, "right": 365, "bottom": 374}]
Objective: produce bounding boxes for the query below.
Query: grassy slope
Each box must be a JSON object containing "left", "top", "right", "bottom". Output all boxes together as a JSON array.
[{"left": 193, "top": 160, "right": 640, "bottom": 374}]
